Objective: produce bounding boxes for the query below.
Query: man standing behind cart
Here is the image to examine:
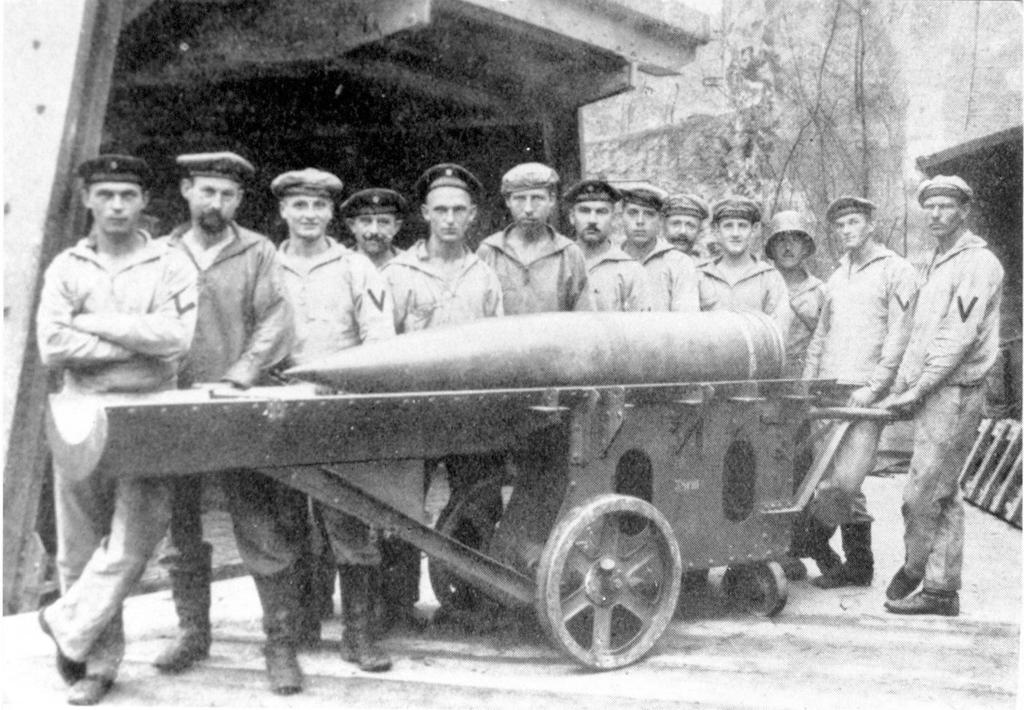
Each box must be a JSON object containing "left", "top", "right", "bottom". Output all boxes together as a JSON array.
[
  {"left": 476, "top": 162, "right": 591, "bottom": 313},
  {"left": 341, "top": 186, "right": 423, "bottom": 636},
  {"left": 384, "top": 164, "right": 504, "bottom": 624},
  {"left": 566, "top": 179, "right": 651, "bottom": 312},
  {"left": 664, "top": 193, "right": 711, "bottom": 262},
  {"left": 274, "top": 169, "right": 396, "bottom": 669},
  {"left": 155, "top": 152, "right": 305, "bottom": 695},
  {"left": 800, "top": 196, "right": 918, "bottom": 589},
  {"left": 880, "top": 176, "right": 1003, "bottom": 616},
  {"left": 698, "top": 197, "right": 789, "bottom": 327},
  {"left": 766, "top": 210, "right": 825, "bottom": 379},
  {"left": 37, "top": 155, "right": 198, "bottom": 705},
  {"left": 620, "top": 184, "right": 700, "bottom": 312},
  {"left": 345, "top": 187, "right": 406, "bottom": 270}
]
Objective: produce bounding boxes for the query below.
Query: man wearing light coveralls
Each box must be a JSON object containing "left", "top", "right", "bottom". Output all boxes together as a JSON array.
[
  {"left": 881, "top": 175, "right": 1003, "bottom": 617},
  {"left": 800, "top": 196, "right": 918, "bottom": 589},
  {"left": 37, "top": 155, "right": 198, "bottom": 706}
]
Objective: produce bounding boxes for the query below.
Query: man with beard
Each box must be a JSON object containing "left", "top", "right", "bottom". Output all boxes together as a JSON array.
[
  {"left": 344, "top": 188, "right": 407, "bottom": 270},
  {"left": 664, "top": 193, "right": 711, "bottom": 261},
  {"left": 801, "top": 196, "right": 918, "bottom": 590},
  {"left": 273, "top": 169, "right": 396, "bottom": 669},
  {"left": 36, "top": 155, "right": 198, "bottom": 706},
  {"left": 880, "top": 176, "right": 1003, "bottom": 616},
  {"left": 155, "top": 152, "right": 304, "bottom": 695},
  {"left": 565, "top": 178, "right": 651, "bottom": 312},
  {"left": 476, "top": 162, "right": 591, "bottom": 314},
  {"left": 697, "top": 196, "right": 789, "bottom": 326},
  {"left": 620, "top": 184, "right": 700, "bottom": 312}
]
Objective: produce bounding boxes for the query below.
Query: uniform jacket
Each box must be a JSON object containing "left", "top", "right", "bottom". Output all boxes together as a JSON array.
[
  {"left": 37, "top": 232, "right": 198, "bottom": 393},
  {"left": 781, "top": 270, "right": 826, "bottom": 378},
  {"left": 803, "top": 242, "right": 918, "bottom": 392},
  {"left": 635, "top": 239, "right": 699, "bottom": 312},
  {"left": 894, "top": 230, "right": 1003, "bottom": 395},
  {"left": 698, "top": 254, "right": 790, "bottom": 324},
  {"left": 476, "top": 225, "right": 591, "bottom": 314},
  {"left": 165, "top": 222, "right": 294, "bottom": 387},
  {"left": 383, "top": 239, "right": 503, "bottom": 333},
  {"left": 585, "top": 245, "right": 652, "bottom": 312},
  {"left": 277, "top": 238, "right": 395, "bottom": 364}
]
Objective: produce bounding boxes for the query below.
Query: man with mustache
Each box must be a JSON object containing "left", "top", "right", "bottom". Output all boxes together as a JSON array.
[
  {"left": 273, "top": 169, "right": 397, "bottom": 669},
  {"left": 664, "top": 193, "right": 711, "bottom": 261},
  {"left": 565, "top": 178, "right": 651, "bottom": 312},
  {"left": 620, "top": 184, "right": 700, "bottom": 312},
  {"left": 341, "top": 186, "right": 423, "bottom": 636},
  {"left": 36, "top": 155, "right": 198, "bottom": 705},
  {"left": 345, "top": 188, "right": 406, "bottom": 270},
  {"left": 476, "top": 162, "right": 591, "bottom": 314},
  {"left": 801, "top": 196, "right": 918, "bottom": 590},
  {"left": 156, "top": 152, "right": 303, "bottom": 695},
  {"left": 880, "top": 176, "right": 1003, "bottom": 616}
]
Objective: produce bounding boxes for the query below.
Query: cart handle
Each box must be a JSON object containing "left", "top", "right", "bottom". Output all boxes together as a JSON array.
[{"left": 807, "top": 405, "right": 911, "bottom": 422}]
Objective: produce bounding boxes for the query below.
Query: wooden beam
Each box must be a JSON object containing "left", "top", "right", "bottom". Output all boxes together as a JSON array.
[
  {"left": 3, "top": 0, "right": 128, "bottom": 615},
  {"left": 443, "top": 0, "right": 707, "bottom": 74}
]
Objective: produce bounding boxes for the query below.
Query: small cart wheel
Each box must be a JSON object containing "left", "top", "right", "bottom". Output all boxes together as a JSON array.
[
  {"left": 535, "top": 494, "right": 682, "bottom": 670},
  {"left": 722, "top": 561, "right": 788, "bottom": 617},
  {"left": 429, "top": 477, "right": 505, "bottom": 611}
]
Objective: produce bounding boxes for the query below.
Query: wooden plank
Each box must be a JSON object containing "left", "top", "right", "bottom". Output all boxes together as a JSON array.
[
  {"left": 447, "top": 0, "right": 706, "bottom": 73},
  {"left": 963, "top": 420, "right": 1008, "bottom": 500},
  {"left": 2, "top": 0, "right": 128, "bottom": 615},
  {"left": 978, "top": 423, "right": 1021, "bottom": 509},
  {"left": 958, "top": 418, "right": 995, "bottom": 489}
]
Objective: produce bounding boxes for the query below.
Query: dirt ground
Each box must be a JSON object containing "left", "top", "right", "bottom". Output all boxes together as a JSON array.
[{"left": 2, "top": 475, "right": 1019, "bottom": 709}]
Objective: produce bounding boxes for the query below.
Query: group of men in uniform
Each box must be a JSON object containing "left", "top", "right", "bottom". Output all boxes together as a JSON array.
[{"left": 34, "top": 147, "right": 1003, "bottom": 705}]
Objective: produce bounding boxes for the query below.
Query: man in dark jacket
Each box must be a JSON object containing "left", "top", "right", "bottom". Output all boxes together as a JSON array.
[{"left": 152, "top": 152, "right": 307, "bottom": 695}]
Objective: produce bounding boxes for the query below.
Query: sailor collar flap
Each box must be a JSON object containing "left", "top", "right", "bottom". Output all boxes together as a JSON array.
[
  {"left": 278, "top": 237, "right": 349, "bottom": 272},
  {"left": 591, "top": 245, "right": 635, "bottom": 266},
  {"left": 639, "top": 239, "right": 678, "bottom": 265},
  {"left": 699, "top": 253, "right": 774, "bottom": 284},
  {"left": 168, "top": 222, "right": 264, "bottom": 266},
  {"left": 930, "top": 231, "right": 989, "bottom": 270},
  {"left": 484, "top": 224, "right": 575, "bottom": 265},
  {"left": 837, "top": 241, "right": 897, "bottom": 273},
  {"left": 393, "top": 239, "right": 480, "bottom": 280},
  {"left": 70, "top": 230, "right": 164, "bottom": 271}
]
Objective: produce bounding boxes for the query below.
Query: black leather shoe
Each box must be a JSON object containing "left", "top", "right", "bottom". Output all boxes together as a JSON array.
[
  {"left": 885, "top": 567, "right": 923, "bottom": 601},
  {"left": 38, "top": 608, "right": 86, "bottom": 685},
  {"left": 884, "top": 590, "right": 959, "bottom": 617},
  {"left": 67, "top": 676, "right": 113, "bottom": 706}
]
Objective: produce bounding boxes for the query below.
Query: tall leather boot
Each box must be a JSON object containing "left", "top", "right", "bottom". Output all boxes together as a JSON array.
[
  {"left": 814, "top": 522, "right": 874, "bottom": 589},
  {"left": 380, "top": 538, "right": 420, "bottom": 631},
  {"left": 252, "top": 567, "right": 304, "bottom": 695},
  {"left": 806, "top": 518, "right": 843, "bottom": 584},
  {"left": 340, "top": 564, "right": 392, "bottom": 672},
  {"left": 153, "top": 541, "right": 212, "bottom": 672}
]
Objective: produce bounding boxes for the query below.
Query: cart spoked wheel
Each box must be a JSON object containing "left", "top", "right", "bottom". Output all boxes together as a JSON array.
[
  {"left": 722, "top": 561, "right": 788, "bottom": 617},
  {"left": 429, "top": 476, "right": 505, "bottom": 611},
  {"left": 535, "top": 494, "right": 682, "bottom": 670}
]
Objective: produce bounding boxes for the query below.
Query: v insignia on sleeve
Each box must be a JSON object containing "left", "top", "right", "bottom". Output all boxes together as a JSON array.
[
  {"left": 956, "top": 295, "right": 978, "bottom": 323},
  {"left": 368, "top": 289, "right": 387, "bottom": 312},
  {"left": 893, "top": 292, "right": 912, "bottom": 312},
  {"left": 173, "top": 291, "right": 196, "bottom": 316}
]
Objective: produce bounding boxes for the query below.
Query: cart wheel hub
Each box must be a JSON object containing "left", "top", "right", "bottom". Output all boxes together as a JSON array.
[{"left": 584, "top": 558, "right": 621, "bottom": 606}]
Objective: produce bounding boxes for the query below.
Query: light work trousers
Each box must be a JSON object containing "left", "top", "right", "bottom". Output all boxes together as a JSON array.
[
  {"left": 44, "top": 464, "right": 172, "bottom": 678},
  {"left": 809, "top": 420, "right": 881, "bottom": 527},
  {"left": 901, "top": 385, "right": 984, "bottom": 593}
]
